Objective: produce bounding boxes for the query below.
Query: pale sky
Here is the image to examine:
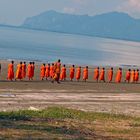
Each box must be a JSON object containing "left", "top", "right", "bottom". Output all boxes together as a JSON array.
[{"left": 0, "top": 0, "right": 140, "bottom": 25}]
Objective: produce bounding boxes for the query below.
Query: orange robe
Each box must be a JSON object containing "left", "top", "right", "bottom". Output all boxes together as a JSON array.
[
  {"left": 7, "top": 63, "right": 14, "bottom": 80},
  {"left": 31, "top": 65, "right": 35, "bottom": 78},
  {"left": 27, "top": 64, "right": 32, "bottom": 79},
  {"left": 108, "top": 69, "right": 113, "bottom": 82},
  {"left": 115, "top": 70, "right": 122, "bottom": 83},
  {"left": 40, "top": 65, "right": 46, "bottom": 79},
  {"left": 16, "top": 64, "right": 22, "bottom": 79},
  {"left": 99, "top": 69, "right": 105, "bottom": 81},
  {"left": 70, "top": 67, "right": 75, "bottom": 80},
  {"left": 22, "top": 64, "right": 26, "bottom": 79},
  {"left": 94, "top": 68, "right": 99, "bottom": 81},
  {"left": 54, "top": 62, "right": 61, "bottom": 74},
  {"left": 45, "top": 65, "right": 50, "bottom": 78},
  {"left": 135, "top": 71, "right": 139, "bottom": 82},
  {"left": 60, "top": 67, "right": 66, "bottom": 80},
  {"left": 76, "top": 67, "right": 81, "bottom": 80},
  {"left": 50, "top": 65, "right": 55, "bottom": 78},
  {"left": 125, "top": 71, "right": 131, "bottom": 82},
  {"left": 53, "top": 62, "right": 61, "bottom": 80},
  {"left": 83, "top": 68, "right": 88, "bottom": 80},
  {"left": 131, "top": 70, "right": 135, "bottom": 82}
]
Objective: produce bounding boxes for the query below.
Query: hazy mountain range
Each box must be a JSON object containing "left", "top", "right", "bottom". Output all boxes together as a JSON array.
[{"left": 19, "top": 10, "right": 140, "bottom": 42}]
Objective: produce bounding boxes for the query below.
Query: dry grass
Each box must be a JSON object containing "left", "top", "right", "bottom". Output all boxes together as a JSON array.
[{"left": 0, "top": 107, "right": 140, "bottom": 140}]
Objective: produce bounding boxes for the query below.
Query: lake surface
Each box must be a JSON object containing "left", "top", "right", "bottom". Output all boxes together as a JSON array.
[{"left": 0, "top": 26, "right": 140, "bottom": 66}]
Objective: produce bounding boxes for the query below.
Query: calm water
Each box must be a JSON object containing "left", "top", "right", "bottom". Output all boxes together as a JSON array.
[{"left": 0, "top": 26, "right": 140, "bottom": 66}]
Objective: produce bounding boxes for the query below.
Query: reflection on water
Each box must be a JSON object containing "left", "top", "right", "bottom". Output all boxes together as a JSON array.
[{"left": 0, "top": 26, "right": 140, "bottom": 66}]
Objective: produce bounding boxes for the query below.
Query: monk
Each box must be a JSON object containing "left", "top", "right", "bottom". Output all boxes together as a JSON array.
[
  {"left": 94, "top": 67, "right": 99, "bottom": 82},
  {"left": 45, "top": 63, "right": 50, "bottom": 80},
  {"left": 50, "top": 63, "right": 55, "bottom": 79},
  {"left": 125, "top": 69, "right": 131, "bottom": 83},
  {"left": 31, "top": 62, "right": 35, "bottom": 80},
  {"left": 7, "top": 61, "right": 14, "bottom": 81},
  {"left": 135, "top": 69, "right": 139, "bottom": 83},
  {"left": 115, "top": 68, "right": 122, "bottom": 83},
  {"left": 40, "top": 64, "right": 46, "bottom": 80},
  {"left": 27, "top": 62, "right": 32, "bottom": 80},
  {"left": 108, "top": 67, "right": 113, "bottom": 83},
  {"left": 83, "top": 66, "right": 88, "bottom": 82},
  {"left": 60, "top": 64, "right": 66, "bottom": 81},
  {"left": 15, "top": 62, "right": 22, "bottom": 81},
  {"left": 76, "top": 66, "right": 81, "bottom": 81},
  {"left": 22, "top": 62, "right": 26, "bottom": 79},
  {"left": 52, "top": 59, "right": 61, "bottom": 83},
  {"left": 99, "top": 68, "right": 105, "bottom": 82},
  {"left": 130, "top": 69, "right": 135, "bottom": 83},
  {"left": 70, "top": 65, "right": 75, "bottom": 81}
]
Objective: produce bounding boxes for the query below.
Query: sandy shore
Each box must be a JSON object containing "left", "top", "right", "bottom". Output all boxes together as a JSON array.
[{"left": 0, "top": 60, "right": 140, "bottom": 117}]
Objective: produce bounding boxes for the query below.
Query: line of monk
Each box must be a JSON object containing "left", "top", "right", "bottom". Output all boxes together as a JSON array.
[
  {"left": 6, "top": 60, "right": 139, "bottom": 83},
  {"left": 125, "top": 69, "right": 139, "bottom": 83},
  {"left": 7, "top": 61, "right": 35, "bottom": 81}
]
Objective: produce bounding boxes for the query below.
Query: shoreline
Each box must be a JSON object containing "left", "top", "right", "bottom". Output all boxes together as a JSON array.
[
  {"left": 0, "top": 59, "right": 140, "bottom": 68},
  {"left": 1, "top": 24, "right": 140, "bottom": 43}
]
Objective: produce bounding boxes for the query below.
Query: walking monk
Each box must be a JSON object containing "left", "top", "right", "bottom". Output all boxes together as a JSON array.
[
  {"left": 31, "top": 62, "right": 35, "bottom": 80},
  {"left": 76, "top": 66, "right": 81, "bottom": 81},
  {"left": 135, "top": 69, "right": 139, "bottom": 83},
  {"left": 45, "top": 63, "right": 50, "bottom": 80},
  {"left": 40, "top": 64, "right": 46, "bottom": 80},
  {"left": 60, "top": 64, "right": 66, "bottom": 81},
  {"left": 15, "top": 62, "right": 22, "bottom": 81},
  {"left": 94, "top": 67, "right": 99, "bottom": 82},
  {"left": 99, "top": 68, "right": 105, "bottom": 82},
  {"left": 70, "top": 65, "right": 75, "bottom": 81},
  {"left": 22, "top": 62, "right": 26, "bottom": 79},
  {"left": 50, "top": 63, "right": 55, "bottom": 79},
  {"left": 130, "top": 69, "right": 135, "bottom": 83},
  {"left": 125, "top": 69, "right": 131, "bottom": 83},
  {"left": 108, "top": 67, "right": 113, "bottom": 83},
  {"left": 83, "top": 66, "right": 88, "bottom": 82},
  {"left": 115, "top": 68, "right": 122, "bottom": 83},
  {"left": 27, "top": 62, "right": 32, "bottom": 80},
  {"left": 52, "top": 59, "right": 61, "bottom": 83},
  {"left": 7, "top": 61, "right": 14, "bottom": 81}
]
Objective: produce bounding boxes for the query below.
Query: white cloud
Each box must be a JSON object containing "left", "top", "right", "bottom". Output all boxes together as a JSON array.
[
  {"left": 118, "top": 0, "right": 140, "bottom": 17},
  {"left": 63, "top": 7, "right": 76, "bottom": 14},
  {"left": 128, "top": 0, "right": 140, "bottom": 8},
  {"left": 63, "top": 0, "right": 96, "bottom": 15},
  {"left": 72, "top": 0, "right": 87, "bottom": 5},
  {"left": 63, "top": 0, "right": 87, "bottom": 14}
]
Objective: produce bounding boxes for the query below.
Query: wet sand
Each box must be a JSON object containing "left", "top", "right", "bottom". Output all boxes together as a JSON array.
[{"left": 0, "top": 60, "right": 140, "bottom": 117}]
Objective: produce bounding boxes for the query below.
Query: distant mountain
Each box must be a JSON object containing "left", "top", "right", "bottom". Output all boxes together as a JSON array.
[{"left": 22, "top": 10, "right": 140, "bottom": 42}]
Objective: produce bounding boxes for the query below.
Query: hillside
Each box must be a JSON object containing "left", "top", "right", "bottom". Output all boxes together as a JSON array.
[{"left": 22, "top": 10, "right": 140, "bottom": 41}]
